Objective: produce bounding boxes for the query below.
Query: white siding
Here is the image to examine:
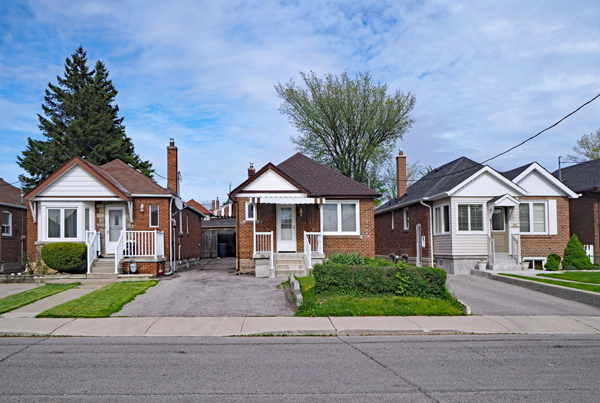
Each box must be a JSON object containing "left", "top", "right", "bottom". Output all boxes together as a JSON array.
[
  {"left": 38, "top": 165, "right": 117, "bottom": 197},
  {"left": 244, "top": 169, "right": 299, "bottom": 192},
  {"left": 451, "top": 197, "right": 489, "bottom": 256},
  {"left": 433, "top": 198, "right": 452, "bottom": 255},
  {"left": 515, "top": 170, "right": 566, "bottom": 196},
  {"left": 548, "top": 199, "right": 558, "bottom": 235},
  {"left": 452, "top": 171, "right": 522, "bottom": 197}
]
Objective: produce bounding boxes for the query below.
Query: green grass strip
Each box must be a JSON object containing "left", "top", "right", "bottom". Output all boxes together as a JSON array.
[
  {"left": 0, "top": 283, "right": 80, "bottom": 315},
  {"left": 537, "top": 271, "right": 600, "bottom": 284},
  {"left": 36, "top": 281, "right": 157, "bottom": 318},
  {"left": 500, "top": 274, "right": 600, "bottom": 293},
  {"left": 295, "top": 276, "right": 464, "bottom": 317}
]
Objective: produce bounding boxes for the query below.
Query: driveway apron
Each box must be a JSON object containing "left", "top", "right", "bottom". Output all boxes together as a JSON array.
[
  {"left": 448, "top": 275, "right": 600, "bottom": 316},
  {"left": 115, "top": 258, "right": 295, "bottom": 317}
]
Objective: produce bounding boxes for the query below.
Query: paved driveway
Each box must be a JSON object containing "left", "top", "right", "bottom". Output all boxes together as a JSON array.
[
  {"left": 115, "top": 257, "right": 296, "bottom": 317},
  {"left": 448, "top": 275, "right": 600, "bottom": 316}
]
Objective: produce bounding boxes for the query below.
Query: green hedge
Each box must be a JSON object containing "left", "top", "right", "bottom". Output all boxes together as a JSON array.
[
  {"left": 312, "top": 260, "right": 447, "bottom": 298},
  {"left": 544, "top": 254, "right": 561, "bottom": 271},
  {"left": 41, "top": 243, "right": 87, "bottom": 274}
]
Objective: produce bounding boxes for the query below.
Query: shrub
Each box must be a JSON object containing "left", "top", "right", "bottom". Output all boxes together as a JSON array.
[
  {"left": 395, "top": 263, "right": 447, "bottom": 298},
  {"left": 544, "top": 254, "right": 560, "bottom": 271},
  {"left": 40, "top": 243, "right": 87, "bottom": 274},
  {"left": 327, "top": 252, "right": 363, "bottom": 265},
  {"left": 562, "top": 234, "right": 592, "bottom": 270},
  {"left": 593, "top": 263, "right": 600, "bottom": 270}
]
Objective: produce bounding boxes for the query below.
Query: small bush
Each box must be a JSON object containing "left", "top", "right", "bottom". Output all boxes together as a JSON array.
[
  {"left": 327, "top": 252, "right": 364, "bottom": 265},
  {"left": 593, "top": 263, "right": 600, "bottom": 270},
  {"left": 395, "top": 263, "right": 447, "bottom": 298},
  {"left": 40, "top": 243, "right": 87, "bottom": 274},
  {"left": 562, "top": 234, "right": 592, "bottom": 270},
  {"left": 544, "top": 254, "right": 560, "bottom": 271}
]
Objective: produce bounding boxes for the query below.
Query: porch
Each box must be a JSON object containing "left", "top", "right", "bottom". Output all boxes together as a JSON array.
[{"left": 486, "top": 195, "right": 522, "bottom": 271}]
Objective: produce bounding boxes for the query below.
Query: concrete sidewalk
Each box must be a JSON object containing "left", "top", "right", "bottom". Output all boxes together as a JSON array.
[{"left": 0, "top": 315, "right": 599, "bottom": 337}]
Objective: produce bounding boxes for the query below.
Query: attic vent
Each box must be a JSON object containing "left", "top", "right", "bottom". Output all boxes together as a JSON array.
[{"left": 127, "top": 163, "right": 134, "bottom": 168}]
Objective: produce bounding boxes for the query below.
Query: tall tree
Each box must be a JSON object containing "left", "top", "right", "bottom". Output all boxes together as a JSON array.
[
  {"left": 567, "top": 128, "right": 600, "bottom": 162},
  {"left": 275, "top": 71, "right": 416, "bottom": 186},
  {"left": 18, "top": 47, "right": 153, "bottom": 191}
]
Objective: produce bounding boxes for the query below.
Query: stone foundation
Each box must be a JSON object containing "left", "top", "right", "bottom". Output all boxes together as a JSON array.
[{"left": 435, "top": 256, "right": 485, "bottom": 275}]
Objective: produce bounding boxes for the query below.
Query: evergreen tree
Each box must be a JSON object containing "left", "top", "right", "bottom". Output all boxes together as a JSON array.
[{"left": 18, "top": 47, "right": 153, "bottom": 191}]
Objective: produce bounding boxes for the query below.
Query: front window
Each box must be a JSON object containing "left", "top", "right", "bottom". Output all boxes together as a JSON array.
[
  {"left": 245, "top": 202, "right": 255, "bottom": 221},
  {"left": 520, "top": 202, "right": 546, "bottom": 233},
  {"left": 47, "top": 208, "right": 77, "bottom": 238},
  {"left": 434, "top": 205, "right": 450, "bottom": 235},
  {"left": 322, "top": 201, "right": 359, "bottom": 234},
  {"left": 457, "top": 204, "right": 484, "bottom": 232},
  {"left": 403, "top": 208, "right": 409, "bottom": 230},
  {"left": 150, "top": 204, "right": 159, "bottom": 227},
  {"left": 2, "top": 211, "right": 11, "bottom": 236}
]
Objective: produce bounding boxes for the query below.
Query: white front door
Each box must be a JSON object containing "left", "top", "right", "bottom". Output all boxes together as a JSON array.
[
  {"left": 277, "top": 205, "right": 296, "bottom": 252},
  {"left": 105, "top": 206, "right": 126, "bottom": 255}
]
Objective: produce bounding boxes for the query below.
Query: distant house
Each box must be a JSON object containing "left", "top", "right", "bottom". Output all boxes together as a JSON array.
[
  {"left": 553, "top": 159, "right": 600, "bottom": 262},
  {"left": 375, "top": 151, "right": 578, "bottom": 274},
  {"left": 0, "top": 178, "right": 26, "bottom": 273},
  {"left": 229, "top": 153, "right": 380, "bottom": 277},
  {"left": 24, "top": 139, "right": 205, "bottom": 277},
  {"left": 187, "top": 199, "right": 212, "bottom": 218}
]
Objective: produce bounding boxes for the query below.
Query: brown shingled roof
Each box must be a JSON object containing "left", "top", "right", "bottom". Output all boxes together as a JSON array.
[
  {"left": 0, "top": 178, "right": 24, "bottom": 208},
  {"left": 101, "top": 159, "right": 170, "bottom": 195},
  {"left": 187, "top": 199, "right": 212, "bottom": 215}
]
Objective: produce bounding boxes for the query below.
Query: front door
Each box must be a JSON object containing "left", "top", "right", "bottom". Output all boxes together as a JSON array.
[
  {"left": 491, "top": 207, "right": 508, "bottom": 253},
  {"left": 105, "top": 206, "right": 126, "bottom": 255},
  {"left": 277, "top": 205, "right": 296, "bottom": 252}
]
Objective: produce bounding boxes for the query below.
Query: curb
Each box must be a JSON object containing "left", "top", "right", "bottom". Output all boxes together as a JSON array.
[
  {"left": 472, "top": 269, "right": 600, "bottom": 308},
  {"left": 445, "top": 279, "right": 472, "bottom": 315},
  {"left": 289, "top": 274, "right": 303, "bottom": 307}
]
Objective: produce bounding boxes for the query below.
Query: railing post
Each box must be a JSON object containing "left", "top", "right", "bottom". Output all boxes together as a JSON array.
[
  {"left": 269, "top": 231, "right": 275, "bottom": 278},
  {"left": 154, "top": 230, "right": 158, "bottom": 258}
]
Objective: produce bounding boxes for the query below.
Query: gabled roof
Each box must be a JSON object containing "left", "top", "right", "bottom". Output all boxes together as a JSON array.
[
  {"left": 510, "top": 162, "right": 578, "bottom": 198},
  {"left": 552, "top": 158, "right": 600, "bottom": 193},
  {"left": 0, "top": 178, "right": 25, "bottom": 209},
  {"left": 25, "top": 156, "right": 173, "bottom": 201},
  {"left": 187, "top": 199, "right": 212, "bottom": 216},
  {"left": 231, "top": 153, "right": 380, "bottom": 199},
  {"left": 376, "top": 157, "right": 483, "bottom": 214},
  {"left": 500, "top": 164, "right": 530, "bottom": 181}
]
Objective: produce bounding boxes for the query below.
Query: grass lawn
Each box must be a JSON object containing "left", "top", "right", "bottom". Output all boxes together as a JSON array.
[
  {"left": 0, "top": 283, "right": 80, "bottom": 315},
  {"left": 537, "top": 271, "right": 600, "bottom": 284},
  {"left": 500, "top": 274, "right": 600, "bottom": 294},
  {"left": 36, "top": 281, "right": 157, "bottom": 318},
  {"left": 295, "top": 276, "right": 464, "bottom": 317}
]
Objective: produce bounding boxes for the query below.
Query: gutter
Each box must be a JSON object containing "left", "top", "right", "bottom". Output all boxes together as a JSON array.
[
  {"left": 420, "top": 199, "right": 434, "bottom": 266},
  {"left": 165, "top": 197, "right": 174, "bottom": 276}
]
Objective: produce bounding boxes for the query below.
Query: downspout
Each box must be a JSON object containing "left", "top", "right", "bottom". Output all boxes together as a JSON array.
[
  {"left": 420, "top": 200, "right": 434, "bottom": 267},
  {"left": 235, "top": 200, "right": 240, "bottom": 273},
  {"left": 165, "top": 197, "right": 174, "bottom": 275}
]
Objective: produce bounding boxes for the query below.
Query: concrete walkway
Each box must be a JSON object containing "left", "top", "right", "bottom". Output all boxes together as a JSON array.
[{"left": 0, "top": 315, "right": 600, "bottom": 337}]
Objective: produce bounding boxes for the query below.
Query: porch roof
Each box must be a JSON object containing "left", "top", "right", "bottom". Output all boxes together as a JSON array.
[{"left": 249, "top": 196, "right": 326, "bottom": 204}]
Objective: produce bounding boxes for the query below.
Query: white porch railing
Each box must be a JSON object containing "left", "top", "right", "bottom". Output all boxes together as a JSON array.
[
  {"left": 85, "top": 231, "right": 100, "bottom": 274},
  {"left": 487, "top": 235, "right": 495, "bottom": 266},
  {"left": 303, "top": 233, "right": 312, "bottom": 271},
  {"left": 584, "top": 244, "right": 594, "bottom": 263},
  {"left": 115, "top": 230, "right": 165, "bottom": 274},
  {"left": 511, "top": 234, "right": 520, "bottom": 264},
  {"left": 254, "top": 231, "right": 274, "bottom": 277},
  {"left": 304, "top": 232, "right": 323, "bottom": 254}
]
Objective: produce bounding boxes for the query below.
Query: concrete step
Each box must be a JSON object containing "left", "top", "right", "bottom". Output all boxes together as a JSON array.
[
  {"left": 275, "top": 263, "right": 304, "bottom": 271},
  {"left": 491, "top": 264, "right": 523, "bottom": 271},
  {"left": 90, "top": 267, "right": 116, "bottom": 274},
  {"left": 86, "top": 273, "right": 119, "bottom": 279},
  {"left": 275, "top": 268, "right": 308, "bottom": 278}
]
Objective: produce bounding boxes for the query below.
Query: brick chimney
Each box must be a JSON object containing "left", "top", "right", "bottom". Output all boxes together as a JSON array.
[
  {"left": 248, "top": 162, "right": 255, "bottom": 178},
  {"left": 216, "top": 197, "right": 220, "bottom": 211},
  {"left": 396, "top": 149, "right": 407, "bottom": 198},
  {"left": 211, "top": 200, "right": 215, "bottom": 212},
  {"left": 167, "top": 138, "right": 178, "bottom": 195}
]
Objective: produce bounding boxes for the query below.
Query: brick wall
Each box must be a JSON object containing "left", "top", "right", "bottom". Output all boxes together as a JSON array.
[
  {"left": 520, "top": 196, "right": 570, "bottom": 258},
  {"left": 569, "top": 192, "right": 600, "bottom": 258},
  {"left": 1, "top": 205, "right": 26, "bottom": 271},
  {"left": 374, "top": 203, "right": 431, "bottom": 261},
  {"left": 178, "top": 209, "right": 202, "bottom": 260},
  {"left": 26, "top": 204, "right": 37, "bottom": 261}
]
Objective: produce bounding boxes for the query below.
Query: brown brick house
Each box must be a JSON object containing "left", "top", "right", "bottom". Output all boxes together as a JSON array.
[
  {"left": 24, "top": 139, "right": 205, "bottom": 277},
  {"left": 553, "top": 159, "right": 600, "bottom": 263},
  {"left": 229, "top": 153, "right": 380, "bottom": 277},
  {"left": 0, "top": 178, "right": 26, "bottom": 273},
  {"left": 375, "top": 151, "right": 578, "bottom": 274}
]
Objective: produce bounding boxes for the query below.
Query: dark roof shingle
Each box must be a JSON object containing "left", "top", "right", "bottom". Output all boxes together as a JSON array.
[
  {"left": 552, "top": 159, "right": 600, "bottom": 192},
  {"left": 101, "top": 159, "right": 169, "bottom": 195},
  {"left": 0, "top": 178, "right": 24, "bottom": 208}
]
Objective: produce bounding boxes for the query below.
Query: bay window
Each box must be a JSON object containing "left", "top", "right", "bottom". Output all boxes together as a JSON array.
[
  {"left": 47, "top": 208, "right": 77, "bottom": 239},
  {"left": 457, "top": 204, "right": 484, "bottom": 232},
  {"left": 40, "top": 202, "right": 95, "bottom": 242},
  {"left": 322, "top": 201, "right": 360, "bottom": 235}
]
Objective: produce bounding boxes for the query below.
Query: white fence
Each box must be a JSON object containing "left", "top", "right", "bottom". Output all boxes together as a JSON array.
[
  {"left": 85, "top": 231, "right": 100, "bottom": 274},
  {"left": 115, "top": 230, "right": 165, "bottom": 274},
  {"left": 584, "top": 244, "right": 594, "bottom": 263},
  {"left": 254, "top": 231, "right": 274, "bottom": 277}
]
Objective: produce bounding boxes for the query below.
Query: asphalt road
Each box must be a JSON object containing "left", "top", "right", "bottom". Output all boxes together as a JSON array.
[
  {"left": 447, "top": 275, "right": 600, "bottom": 315},
  {"left": 0, "top": 335, "right": 599, "bottom": 401},
  {"left": 116, "top": 257, "right": 296, "bottom": 317}
]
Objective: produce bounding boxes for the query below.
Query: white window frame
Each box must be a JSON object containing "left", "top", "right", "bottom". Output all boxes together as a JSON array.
[
  {"left": 391, "top": 210, "right": 394, "bottom": 230},
  {"left": 522, "top": 257, "right": 547, "bottom": 270},
  {"left": 519, "top": 201, "right": 547, "bottom": 234},
  {"left": 433, "top": 204, "right": 450, "bottom": 235},
  {"left": 320, "top": 200, "right": 360, "bottom": 236},
  {"left": 456, "top": 203, "right": 485, "bottom": 233},
  {"left": 403, "top": 207, "right": 409, "bottom": 230},
  {"left": 491, "top": 207, "right": 505, "bottom": 232},
  {"left": 149, "top": 204, "right": 159, "bottom": 227},
  {"left": 2, "top": 211, "right": 12, "bottom": 236},
  {"left": 186, "top": 213, "right": 189, "bottom": 235},
  {"left": 245, "top": 202, "right": 255, "bottom": 221},
  {"left": 38, "top": 202, "right": 95, "bottom": 242}
]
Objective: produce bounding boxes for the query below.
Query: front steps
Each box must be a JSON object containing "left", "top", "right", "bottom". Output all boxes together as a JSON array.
[
  {"left": 275, "top": 253, "right": 307, "bottom": 277},
  {"left": 490, "top": 253, "right": 522, "bottom": 271},
  {"left": 88, "top": 257, "right": 119, "bottom": 279}
]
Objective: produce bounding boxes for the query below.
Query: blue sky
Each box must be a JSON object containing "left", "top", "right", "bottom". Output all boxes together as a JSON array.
[{"left": 1, "top": 1, "right": 599, "bottom": 206}]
